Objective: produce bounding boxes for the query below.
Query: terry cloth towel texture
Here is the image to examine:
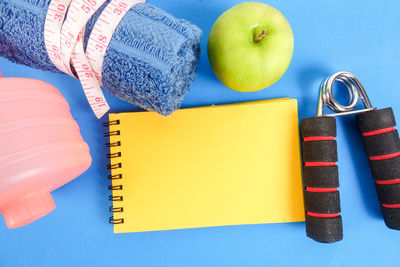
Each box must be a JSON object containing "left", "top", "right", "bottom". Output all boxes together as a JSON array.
[{"left": 0, "top": 0, "right": 201, "bottom": 116}]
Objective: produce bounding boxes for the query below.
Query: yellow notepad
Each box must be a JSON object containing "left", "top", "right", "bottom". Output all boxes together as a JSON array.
[{"left": 107, "top": 98, "right": 305, "bottom": 233}]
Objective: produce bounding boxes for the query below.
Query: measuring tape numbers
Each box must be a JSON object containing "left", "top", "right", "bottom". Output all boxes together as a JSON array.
[
  {"left": 44, "top": 0, "right": 145, "bottom": 118},
  {"left": 86, "top": 0, "right": 145, "bottom": 83}
]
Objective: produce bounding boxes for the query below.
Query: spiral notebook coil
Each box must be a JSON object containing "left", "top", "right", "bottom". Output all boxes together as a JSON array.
[{"left": 104, "top": 119, "right": 125, "bottom": 225}]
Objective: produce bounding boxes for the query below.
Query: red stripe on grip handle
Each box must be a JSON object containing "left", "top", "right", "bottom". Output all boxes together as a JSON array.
[
  {"left": 362, "top": 127, "right": 395, "bottom": 136},
  {"left": 304, "top": 136, "right": 335, "bottom": 141},
  {"left": 306, "top": 187, "right": 338, "bottom": 193},
  {"left": 307, "top": 212, "right": 340, "bottom": 218}
]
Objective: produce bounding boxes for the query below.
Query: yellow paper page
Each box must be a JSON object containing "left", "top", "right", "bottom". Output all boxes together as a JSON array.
[{"left": 109, "top": 99, "right": 304, "bottom": 233}]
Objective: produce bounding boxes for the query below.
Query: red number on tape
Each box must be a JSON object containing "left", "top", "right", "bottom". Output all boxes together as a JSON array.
[
  {"left": 54, "top": 13, "right": 63, "bottom": 21},
  {"left": 113, "top": 8, "right": 122, "bottom": 15},
  {"left": 119, "top": 2, "right": 128, "bottom": 9},
  {"left": 65, "top": 40, "right": 72, "bottom": 48},
  {"left": 81, "top": 4, "right": 91, "bottom": 13},
  {"left": 85, "top": 72, "right": 94, "bottom": 78},
  {"left": 57, "top": 4, "right": 65, "bottom": 11},
  {"left": 98, "top": 35, "right": 107, "bottom": 43},
  {"left": 95, "top": 44, "right": 104, "bottom": 51}
]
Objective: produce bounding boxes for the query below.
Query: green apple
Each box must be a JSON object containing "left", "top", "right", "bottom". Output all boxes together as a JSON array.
[{"left": 207, "top": 2, "right": 294, "bottom": 92}]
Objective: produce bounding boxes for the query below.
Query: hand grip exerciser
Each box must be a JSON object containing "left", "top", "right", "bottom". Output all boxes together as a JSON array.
[{"left": 301, "top": 71, "right": 400, "bottom": 243}]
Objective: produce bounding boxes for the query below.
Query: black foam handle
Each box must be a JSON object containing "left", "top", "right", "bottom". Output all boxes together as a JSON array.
[
  {"left": 357, "top": 108, "right": 400, "bottom": 230},
  {"left": 301, "top": 117, "right": 343, "bottom": 243}
]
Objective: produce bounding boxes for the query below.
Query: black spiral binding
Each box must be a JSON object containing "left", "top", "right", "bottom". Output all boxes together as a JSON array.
[{"left": 104, "top": 120, "right": 125, "bottom": 225}]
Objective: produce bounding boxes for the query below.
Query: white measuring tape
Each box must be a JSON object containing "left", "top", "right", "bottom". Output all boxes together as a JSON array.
[{"left": 44, "top": 0, "right": 145, "bottom": 119}]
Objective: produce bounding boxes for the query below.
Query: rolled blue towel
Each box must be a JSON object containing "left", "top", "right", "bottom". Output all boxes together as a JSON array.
[{"left": 0, "top": 0, "right": 201, "bottom": 116}]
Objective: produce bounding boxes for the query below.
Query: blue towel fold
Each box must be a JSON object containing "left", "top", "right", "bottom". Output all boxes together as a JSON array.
[{"left": 0, "top": 0, "right": 201, "bottom": 116}]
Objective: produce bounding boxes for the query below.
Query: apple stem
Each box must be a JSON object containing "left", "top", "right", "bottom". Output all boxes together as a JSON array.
[{"left": 253, "top": 29, "right": 268, "bottom": 43}]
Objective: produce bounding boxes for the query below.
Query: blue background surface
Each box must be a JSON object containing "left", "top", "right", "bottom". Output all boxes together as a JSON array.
[{"left": 1, "top": 0, "right": 400, "bottom": 266}]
